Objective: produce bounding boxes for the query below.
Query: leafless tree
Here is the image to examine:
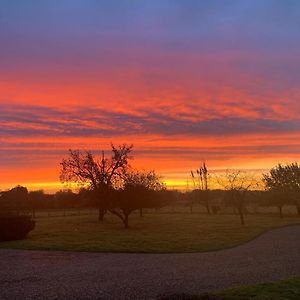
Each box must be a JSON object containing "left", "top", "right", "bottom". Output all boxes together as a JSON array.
[
  {"left": 217, "top": 170, "right": 258, "bottom": 225},
  {"left": 60, "top": 143, "right": 133, "bottom": 221}
]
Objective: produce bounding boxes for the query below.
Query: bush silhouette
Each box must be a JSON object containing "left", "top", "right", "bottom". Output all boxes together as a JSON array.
[{"left": 0, "top": 215, "right": 35, "bottom": 241}]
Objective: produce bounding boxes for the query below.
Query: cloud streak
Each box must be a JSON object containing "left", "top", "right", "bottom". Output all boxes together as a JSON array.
[
  {"left": 1, "top": 103, "right": 299, "bottom": 138},
  {"left": 1, "top": 1, "right": 300, "bottom": 189}
]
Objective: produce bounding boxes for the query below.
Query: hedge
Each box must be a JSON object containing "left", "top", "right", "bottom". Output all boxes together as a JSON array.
[{"left": 0, "top": 215, "right": 35, "bottom": 241}]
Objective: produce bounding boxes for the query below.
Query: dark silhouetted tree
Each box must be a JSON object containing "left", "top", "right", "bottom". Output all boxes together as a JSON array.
[
  {"left": 263, "top": 163, "right": 300, "bottom": 216},
  {"left": 261, "top": 190, "right": 287, "bottom": 218},
  {"left": 218, "top": 170, "right": 257, "bottom": 225},
  {"left": 60, "top": 144, "right": 133, "bottom": 221},
  {"left": 109, "top": 170, "right": 166, "bottom": 228}
]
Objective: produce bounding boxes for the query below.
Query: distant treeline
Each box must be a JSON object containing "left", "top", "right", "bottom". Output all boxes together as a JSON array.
[
  {"left": 0, "top": 186, "right": 182, "bottom": 211},
  {"left": 0, "top": 185, "right": 172, "bottom": 228},
  {"left": 1, "top": 143, "right": 300, "bottom": 227},
  {"left": 0, "top": 185, "right": 299, "bottom": 218}
]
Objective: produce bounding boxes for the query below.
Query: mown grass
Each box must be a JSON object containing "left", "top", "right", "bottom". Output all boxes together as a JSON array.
[
  {"left": 161, "top": 277, "right": 300, "bottom": 299},
  {"left": 218, "top": 277, "right": 300, "bottom": 300},
  {"left": 0, "top": 209, "right": 299, "bottom": 253}
]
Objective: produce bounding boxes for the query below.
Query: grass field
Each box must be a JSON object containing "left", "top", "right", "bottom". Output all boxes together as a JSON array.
[
  {"left": 163, "top": 277, "right": 300, "bottom": 299},
  {"left": 218, "top": 277, "right": 300, "bottom": 300},
  {"left": 1, "top": 209, "right": 299, "bottom": 253}
]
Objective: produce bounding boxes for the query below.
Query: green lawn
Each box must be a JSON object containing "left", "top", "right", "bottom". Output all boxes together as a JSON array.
[
  {"left": 160, "top": 277, "right": 300, "bottom": 299},
  {"left": 0, "top": 210, "right": 299, "bottom": 253},
  {"left": 218, "top": 277, "right": 300, "bottom": 300}
]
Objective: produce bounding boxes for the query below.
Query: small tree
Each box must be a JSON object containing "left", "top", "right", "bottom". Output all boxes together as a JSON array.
[
  {"left": 109, "top": 170, "right": 166, "bottom": 228},
  {"left": 263, "top": 163, "right": 300, "bottom": 216},
  {"left": 218, "top": 170, "right": 257, "bottom": 225},
  {"left": 261, "top": 190, "right": 287, "bottom": 218},
  {"left": 60, "top": 144, "right": 133, "bottom": 221}
]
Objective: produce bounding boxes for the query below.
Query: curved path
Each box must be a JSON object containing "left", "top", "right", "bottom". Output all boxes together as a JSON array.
[{"left": 0, "top": 226, "right": 300, "bottom": 300}]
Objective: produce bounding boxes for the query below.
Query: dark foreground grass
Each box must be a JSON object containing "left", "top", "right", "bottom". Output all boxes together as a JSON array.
[
  {"left": 0, "top": 211, "right": 299, "bottom": 253},
  {"left": 219, "top": 276, "right": 300, "bottom": 300},
  {"left": 158, "top": 277, "right": 300, "bottom": 299}
]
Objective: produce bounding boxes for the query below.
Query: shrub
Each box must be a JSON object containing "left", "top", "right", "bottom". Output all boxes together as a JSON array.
[{"left": 0, "top": 215, "right": 35, "bottom": 242}]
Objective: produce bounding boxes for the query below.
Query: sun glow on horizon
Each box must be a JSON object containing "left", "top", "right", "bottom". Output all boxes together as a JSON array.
[{"left": 0, "top": 167, "right": 269, "bottom": 194}]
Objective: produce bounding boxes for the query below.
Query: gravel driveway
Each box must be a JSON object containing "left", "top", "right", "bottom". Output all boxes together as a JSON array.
[{"left": 0, "top": 225, "right": 299, "bottom": 299}]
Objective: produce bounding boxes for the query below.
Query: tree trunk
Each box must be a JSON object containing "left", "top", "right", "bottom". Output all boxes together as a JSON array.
[
  {"left": 123, "top": 214, "right": 129, "bottom": 228},
  {"left": 239, "top": 210, "right": 245, "bottom": 225},
  {"left": 279, "top": 206, "right": 283, "bottom": 218},
  {"left": 296, "top": 203, "right": 300, "bottom": 217},
  {"left": 237, "top": 205, "right": 245, "bottom": 225},
  {"left": 205, "top": 201, "right": 211, "bottom": 214},
  {"left": 109, "top": 209, "right": 130, "bottom": 229},
  {"left": 98, "top": 208, "right": 106, "bottom": 222},
  {"left": 190, "top": 204, "right": 193, "bottom": 214},
  {"left": 139, "top": 208, "right": 143, "bottom": 217}
]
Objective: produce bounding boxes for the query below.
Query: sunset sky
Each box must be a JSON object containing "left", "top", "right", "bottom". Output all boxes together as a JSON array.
[{"left": 1, "top": 1, "right": 300, "bottom": 191}]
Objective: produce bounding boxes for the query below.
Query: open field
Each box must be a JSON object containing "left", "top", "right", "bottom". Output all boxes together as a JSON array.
[
  {"left": 217, "top": 276, "right": 300, "bottom": 300},
  {"left": 164, "top": 277, "right": 300, "bottom": 299},
  {"left": 1, "top": 209, "right": 299, "bottom": 252}
]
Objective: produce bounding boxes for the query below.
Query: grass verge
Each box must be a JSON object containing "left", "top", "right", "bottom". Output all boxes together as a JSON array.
[
  {"left": 0, "top": 211, "right": 299, "bottom": 253},
  {"left": 218, "top": 276, "right": 300, "bottom": 300}
]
